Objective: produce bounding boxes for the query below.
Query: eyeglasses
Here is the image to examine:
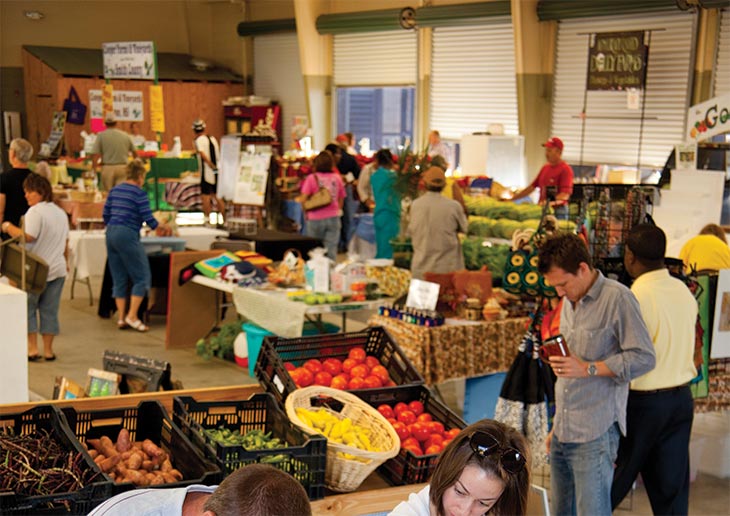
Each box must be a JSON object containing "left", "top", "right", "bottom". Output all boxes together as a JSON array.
[{"left": 469, "top": 431, "right": 526, "bottom": 475}]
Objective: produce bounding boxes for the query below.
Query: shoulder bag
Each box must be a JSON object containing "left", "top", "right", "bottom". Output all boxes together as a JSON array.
[{"left": 302, "top": 173, "right": 333, "bottom": 211}]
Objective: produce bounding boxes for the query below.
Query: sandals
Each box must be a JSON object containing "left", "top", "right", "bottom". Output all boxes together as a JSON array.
[
  {"left": 124, "top": 316, "right": 149, "bottom": 332},
  {"left": 117, "top": 319, "right": 128, "bottom": 329}
]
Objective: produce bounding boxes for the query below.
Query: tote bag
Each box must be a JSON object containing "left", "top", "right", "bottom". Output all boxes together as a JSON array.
[
  {"left": 302, "top": 174, "right": 333, "bottom": 211},
  {"left": 63, "top": 86, "right": 87, "bottom": 125}
]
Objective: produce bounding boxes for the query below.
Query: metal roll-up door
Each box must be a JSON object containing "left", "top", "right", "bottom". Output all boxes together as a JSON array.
[
  {"left": 715, "top": 9, "right": 730, "bottom": 95},
  {"left": 334, "top": 31, "right": 417, "bottom": 86},
  {"left": 254, "top": 33, "right": 306, "bottom": 151},
  {"left": 551, "top": 11, "right": 696, "bottom": 168},
  {"left": 430, "top": 21, "right": 519, "bottom": 141}
]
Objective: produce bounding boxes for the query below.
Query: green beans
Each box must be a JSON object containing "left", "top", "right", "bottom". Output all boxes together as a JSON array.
[{"left": 203, "top": 427, "right": 287, "bottom": 451}]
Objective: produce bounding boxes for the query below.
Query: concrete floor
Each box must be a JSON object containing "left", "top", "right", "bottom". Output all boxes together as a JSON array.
[{"left": 24, "top": 277, "right": 730, "bottom": 515}]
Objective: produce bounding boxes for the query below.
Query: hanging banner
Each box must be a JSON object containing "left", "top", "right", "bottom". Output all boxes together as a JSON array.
[
  {"left": 149, "top": 85, "right": 165, "bottom": 133},
  {"left": 90, "top": 89, "right": 144, "bottom": 122},
  {"left": 686, "top": 93, "right": 730, "bottom": 142},
  {"left": 101, "top": 84, "right": 114, "bottom": 117},
  {"left": 586, "top": 31, "right": 648, "bottom": 91},
  {"left": 102, "top": 41, "right": 156, "bottom": 80}
]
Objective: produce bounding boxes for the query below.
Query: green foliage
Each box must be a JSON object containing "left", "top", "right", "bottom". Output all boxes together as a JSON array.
[
  {"left": 461, "top": 237, "right": 511, "bottom": 277},
  {"left": 195, "top": 322, "right": 241, "bottom": 362}
]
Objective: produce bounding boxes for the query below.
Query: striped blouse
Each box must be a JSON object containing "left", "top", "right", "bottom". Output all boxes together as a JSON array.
[{"left": 103, "top": 182, "right": 158, "bottom": 232}]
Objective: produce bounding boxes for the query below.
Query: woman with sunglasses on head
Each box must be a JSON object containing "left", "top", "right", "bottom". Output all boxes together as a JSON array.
[{"left": 389, "top": 419, "right": 530, "bottom": 516}]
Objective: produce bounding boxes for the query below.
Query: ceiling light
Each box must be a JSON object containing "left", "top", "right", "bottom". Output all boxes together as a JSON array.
[{"left": 24, "top": 10, "right": 45, "bottom": 21}]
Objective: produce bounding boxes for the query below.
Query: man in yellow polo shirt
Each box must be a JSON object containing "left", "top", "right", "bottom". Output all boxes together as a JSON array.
[{"left": 612, "top": 224, "right": 698, "bottom": 515}]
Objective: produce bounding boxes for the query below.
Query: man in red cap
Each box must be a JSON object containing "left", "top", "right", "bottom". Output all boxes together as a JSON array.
[{"left": 505, "top": 136, "right": 574, "bottom": 219}]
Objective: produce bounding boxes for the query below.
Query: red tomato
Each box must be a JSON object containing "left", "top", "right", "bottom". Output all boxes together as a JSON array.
[
  {"left": 401, "top": 437, "right": 420, "bottom": 449},
  {"left": 397, "top": 410, "right": 417, "bottom": 426},
  {"left": 342, "top": 358, "right": 358, "bottom": 374},
  {"left": 298, "top": 368, "right": 314, "bottom": 387},
  {"left": 392, "top": 422, "right": 410, "bottom": 441},
  {"left": 348, "top": 377, "right": 365, "bottom": 390},
  {"left": 313, "top": 371, "right": 333, "bottom": 386},
  {"left": 365, "top": 356, "right": 380, "bottom": 369},
  {"left": 350, "top": 364, "right": 370, "bottom": 379},
  {"left": 377, "top": 404, "right": 395, "bottom": 420},
  {"left": 363, "top": 375, "right": 383, "bottom": 389},
  {"left": 444, "top": 428, "right": 461, "bottom": 440},
  {"left": 424, "top": 444, "right": 443, "bottom": 455},
  {"left": 442, "top": 438, "right": 453, "bottom": 448},
  {"left": 394, "top": 402, "right": 409, "bottom": 414},
  {"left": 387, "top": 417, "right": 398, "bottom": 425},
  {"left": 427, "top": 421, "right": 445, "bottom": 435},
  {"left": 330, "top": 375, "right": 348, "bottom": 390},
  {"left": 408, "top": 400, "right": 425, "bottom": 416},
  {"left": 370, "top": 365, "right": 390, "bottom": 384},
  {"left": 416, "top": 413, "right": 433, "bottom": 423},
  {"left": 348, "top": 347, "right": 366, "bottom": 363},
  {"left": 284, "top": 362, "right": 297, "bottom": 371},
  {"left": 289, "top": 368, "right": 302, "bottom": 386},
  {"left": 425, "top": 434, "right": 444, "bottom": 449},
  {"left": 322, "top": 358, "right": 343, "bottom": 376},
  {"left": 303, "top": 359, "right": 323, "bottom": 373},
  {"left": 409, "top": 422, "right": 431, "bottom": 442},
  {"left": 385, "top": 380, "right": 397, "bottom": 387},
  {"left": 403, "top": 444, "right": 423, "bottom": 456}
]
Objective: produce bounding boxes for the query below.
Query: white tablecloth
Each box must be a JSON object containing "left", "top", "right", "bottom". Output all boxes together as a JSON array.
[{"left": 69, "top": 226, "right": 228, "bottom": 279}]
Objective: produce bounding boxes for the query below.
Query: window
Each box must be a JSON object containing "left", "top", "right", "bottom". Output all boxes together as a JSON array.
[{"left": 337, "top": 87, "right": 414, "bottom": 151}]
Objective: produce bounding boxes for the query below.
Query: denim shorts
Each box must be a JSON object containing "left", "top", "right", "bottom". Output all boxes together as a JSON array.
[{"left": 27, "top": 276, "right": 65, "bottom": 334}]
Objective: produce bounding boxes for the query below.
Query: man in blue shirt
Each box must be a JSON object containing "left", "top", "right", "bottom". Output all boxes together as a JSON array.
[{"left": 538, "top": 232, "right": 656, "bottom": 516}]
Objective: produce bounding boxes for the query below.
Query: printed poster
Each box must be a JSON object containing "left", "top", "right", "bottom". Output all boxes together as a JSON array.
[
  {"left": 233, "top": 152, "right": 271, "bottom": 206},
  {"left": 103, "top": 41, "right": 156, "bottom": 80},
  {"left": 149, "top": 85, "right": 165, "bottom": 133},
  {"left": 586, "top": 31, "right": 648, "bottom": 91},
  {"left": 711, "top": 269, "right": 730, "bottom": 359}
]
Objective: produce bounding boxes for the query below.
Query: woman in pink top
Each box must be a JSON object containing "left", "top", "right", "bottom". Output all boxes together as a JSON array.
[{"left": 300, "top": 151, "right": 346, "bottom": 260}]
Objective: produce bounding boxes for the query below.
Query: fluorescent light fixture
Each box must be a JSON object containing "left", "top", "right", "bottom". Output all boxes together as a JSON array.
[{"left": 24, "top": 10, "right": 45, "bottom": 20}]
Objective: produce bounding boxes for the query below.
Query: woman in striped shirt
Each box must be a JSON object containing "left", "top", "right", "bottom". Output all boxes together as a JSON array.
[{"left": 103, "top": 159, "right": 170, "bottom": 332}]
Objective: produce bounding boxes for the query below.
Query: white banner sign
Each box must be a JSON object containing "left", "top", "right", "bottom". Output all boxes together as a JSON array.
[
  {"left": 102, "top": 41, "right": 156, "bottom": 80},
  {"left": 89, "top": 90, "right": 144, "bottom": 121},
  {"left": 686, "top": 93, "right": 730, "bottom": 142}
]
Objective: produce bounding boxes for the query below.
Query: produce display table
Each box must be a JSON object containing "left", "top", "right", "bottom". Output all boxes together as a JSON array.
[
  {"left": 56, "top": 197, "right": 105, "bottom": 228},
  {"left": 148, "top": 156, "right": 199, "bottom": 210},
  {"left": 367, "top": 315, "right": 529, "bottom": 384}
]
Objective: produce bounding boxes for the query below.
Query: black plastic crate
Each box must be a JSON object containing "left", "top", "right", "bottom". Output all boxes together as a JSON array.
[
  {"left": 0, "top": 405, "right": 114, "bottom": 515},
  {"left": 354, "top": 384, "right": 467, "bottom": 486},
  {"left": 255, "top": 326, "right": 424, "bottom": 407},
  {"left": 172, "top": 393, "right": 327, "bottom": 500},
  {"left": 61, "top": 401, "right": 221, "bottom": 493}
]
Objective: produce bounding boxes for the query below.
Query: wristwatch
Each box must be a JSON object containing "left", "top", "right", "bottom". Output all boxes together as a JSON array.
[{"left": 587, "top": 363, "right": 598, "bottom": 376}]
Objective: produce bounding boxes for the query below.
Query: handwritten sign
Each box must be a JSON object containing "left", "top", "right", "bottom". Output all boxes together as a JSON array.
[
  {"left": 149, "top": 85, "right": 165, "bottom": 133},
  {"left": 587, "top": 31, "right": 648, "bottom": 91},
  {"left": 90, "top": 89, "right": 144, "bottom": 122},
  {"left": 405, "top": 279, "right": 440, "bottom": 311},
  {"left": 103, "top": 41, "right": 156, "bottom": 80}
]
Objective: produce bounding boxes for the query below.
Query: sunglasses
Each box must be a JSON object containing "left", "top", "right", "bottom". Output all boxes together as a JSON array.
[{"left": 469, "top": 431, "right": 526, "bottom": 475}]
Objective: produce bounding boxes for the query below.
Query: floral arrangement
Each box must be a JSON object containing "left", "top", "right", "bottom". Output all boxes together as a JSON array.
[{"left": 392, "top": 144, "right": 447, "bottom": 200}]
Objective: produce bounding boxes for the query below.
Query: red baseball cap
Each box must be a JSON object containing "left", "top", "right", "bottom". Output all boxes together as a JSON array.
[{"left": 542, "top": 137, "right": 564, "bottom": 151}]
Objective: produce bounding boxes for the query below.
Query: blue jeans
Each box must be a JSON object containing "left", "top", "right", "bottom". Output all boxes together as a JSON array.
[
  {"left": 551, "top": 424, "right": 619, "bottom": 516},
  {"left": 305, "top": 216, "right": 341, "bottom": 261},
  {"left": 106, "top": 225, "right": 151, "bottom": 298},
  {"left": 27, "top": 276, "right": 65, "bottom": 334}
]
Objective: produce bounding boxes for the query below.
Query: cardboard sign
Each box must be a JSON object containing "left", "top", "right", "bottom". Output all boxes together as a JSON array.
[
  {"left": 90, "top": 89, "right": 144, "bottom": 122},
  {"left": 686, "top": 93, "right": 730, "bottom": 142},
  {"left": 405, "top": 279, "right": 440, "bottom": 311},
  {"left": 586, "top": 31, "right": 648, "bottom": 91},
  {"left": 103, "top": 41, "right": 156, "bottom": 80}
]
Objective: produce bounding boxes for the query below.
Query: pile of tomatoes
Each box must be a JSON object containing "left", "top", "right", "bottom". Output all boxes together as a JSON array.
[
  {"left": 376, "top": 401, "right": 461, "bottom": 456},
  {"left": 286, "top": 347, "right": 397, "bottom": 391}
]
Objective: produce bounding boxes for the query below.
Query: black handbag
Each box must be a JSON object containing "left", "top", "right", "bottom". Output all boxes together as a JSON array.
[{"left": 63, "top": 86, "right": 87, "bottom": 125}]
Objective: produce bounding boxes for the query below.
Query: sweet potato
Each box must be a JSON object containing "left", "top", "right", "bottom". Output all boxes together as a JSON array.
[
  {"left": 142, "top": 439, "right": 163, "bottom": 458},
  {"left": 150, "top": 474, "right": 165, "bottom": 485},
  {"left": 142, "top": 460, "right": 154, "bottom": 471},
  {"left": 99, "top": 436, "right": 118, "bottom": 457},
  {"left": 127, "top": 452, "right": 143, "bottom": 470},
  {"left": 169, "top": 469, "right": 183, "bottom": 481},
  {"left": 123, "top": 469, "right": 147, "bottom": 486},
  {"left": 99, "top": 454, "right": 121, "bottom": 473},
  {"left": 88, "top": 449, "right": 99, "bottom": 459},
  {"left": 93, "top": 454, "right": 105, "bottom": 465},
  {"left": 160, "top": 458, "right": 172, "bottom": 472},
  {"left": 87, "top": 439, "right": 103, "bottom": 453},
  {"left": 116, "top": 428, "right": 131, "bottom": 452},
  {"left": 161, "top": 472, "right": 178, "bottom": 483}
]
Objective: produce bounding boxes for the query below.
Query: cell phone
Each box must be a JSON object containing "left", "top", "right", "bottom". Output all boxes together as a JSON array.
[{"left": 539, "top": 334, "right": 570, "bottom": 364}]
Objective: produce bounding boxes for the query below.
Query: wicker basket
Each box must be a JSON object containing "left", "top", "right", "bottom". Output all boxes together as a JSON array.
[{"left": 285, "top": 386, "right": 400, "bottom": 492}]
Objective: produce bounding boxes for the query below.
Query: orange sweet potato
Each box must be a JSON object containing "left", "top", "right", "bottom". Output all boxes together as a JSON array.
[{"left": 116, "top": 428, "right": 131, "bottom": 452}]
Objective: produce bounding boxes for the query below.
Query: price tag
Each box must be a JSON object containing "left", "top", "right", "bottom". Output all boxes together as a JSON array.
[
  {"left": 405, "top": 279, "right": 440, "bottom": 311},
  {"left": 627, "top": 89, "right": 640, "bottom": 110},
  {"left": 283, "top": 251, "right": 298, "bottom": 270}
]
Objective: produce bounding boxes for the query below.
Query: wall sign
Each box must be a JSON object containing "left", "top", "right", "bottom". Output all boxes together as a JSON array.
[
  {"left": 586, "top": 31, "right": 648, "bottom": 91},
  {"left": 234, "top": 152, "right": 271, "bottom": 206},
  {"left": 89, "top": 89, "right": 144, "bottom": 122},
  {"left": 149, "top": 85, "right": 165, "bottom": 133},
  {"left": 103, "top": 41, "right": 156, "bottom": 80},
  {"left": 686, "top": 93, "right": 730, "bottom": 142}
]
